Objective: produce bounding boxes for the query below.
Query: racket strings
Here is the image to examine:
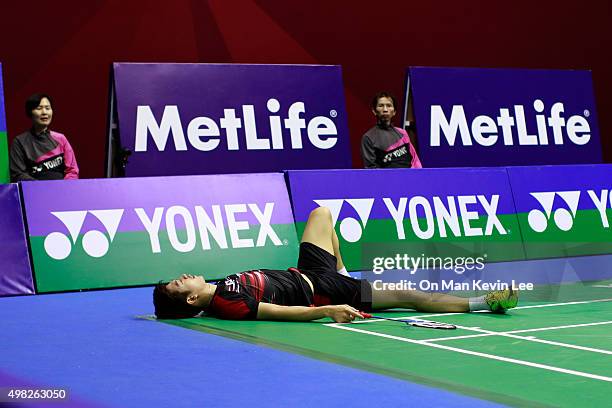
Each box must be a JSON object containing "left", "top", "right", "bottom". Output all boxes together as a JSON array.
[{"left": 362, "top": 313, "right": 457, "bottom": 330}]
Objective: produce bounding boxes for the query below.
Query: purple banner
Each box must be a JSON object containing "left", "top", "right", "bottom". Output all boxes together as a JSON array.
[
  {"left": 506, "top": 164, "right": 612, "bottom": 259},
  {"left": 286, "top": 168, "right": 524, "bottom": 271},
  {"left": 508, "top": 164, "right": 612, "bottom": 213},
  {"left": 113, "top": 63, "right": 352, "bottom": 177},
  {"left": 408, "top": 67, "right": 602, "bottom": 167},
  {"left": 23, "top": 174, "right": 295, "bottom": 236},
  {"left": 1, "top": 62, "right": 8, "bottom": 184},
  {"left": 0, "top": 184, "right": 34, "bottom": 296},
  {"left": 288, "top": 168, "right": 518, "bottom": 223},
  {"left": 0, "top": 63, "right": 5, "bottom": 132},
  {"left": 21, "top": 173, "right": 299, "bottom": 292}
]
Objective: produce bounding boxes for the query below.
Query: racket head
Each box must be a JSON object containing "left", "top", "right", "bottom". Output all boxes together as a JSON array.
[
  {"left": 360, "top": 313, "right": 457, "bottom": 330},
  {"left": 405, "top": 319, "right": 457, "bottom": 330}
]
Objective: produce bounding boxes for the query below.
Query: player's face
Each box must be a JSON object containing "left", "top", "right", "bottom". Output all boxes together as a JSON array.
[
  {"left": 31, "top": 98, "right": 53, "bottom": 130},
  {"left": 165, "top": 274, "right": 206, "bottom": 298},
  {"left": 373, "top": 97, "right": 396, "bottom": 123}
]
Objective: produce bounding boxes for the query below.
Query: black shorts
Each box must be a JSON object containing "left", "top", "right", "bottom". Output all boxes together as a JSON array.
[{"left": 297, "top": 242, "right": 372, "bottom": 312}]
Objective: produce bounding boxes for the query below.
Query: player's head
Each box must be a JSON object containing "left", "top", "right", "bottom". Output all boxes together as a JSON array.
[
  {"left": 153, "top": 274, "right": 207, "bottom": 319},
  {"left": 371, "top": 91, "right": 397, "bottom": 126},
  {"left": 25, "top": 93, "right": 54, "bottom": 130}
]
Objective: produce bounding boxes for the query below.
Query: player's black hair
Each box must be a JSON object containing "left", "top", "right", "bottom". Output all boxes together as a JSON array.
[
  {"left": 371, "top": 91, "right": 397, "bottom": 110},
  {"left": 25, "top": 93, "right": 53, "bottom": 118},
  {"left": 153, "top": 282, "right": 202, "bottom": 319}
]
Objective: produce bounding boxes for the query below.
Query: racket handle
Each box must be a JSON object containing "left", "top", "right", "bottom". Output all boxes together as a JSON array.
[{"left": 360, "top": 311, "right": 373, "bottom": 318}]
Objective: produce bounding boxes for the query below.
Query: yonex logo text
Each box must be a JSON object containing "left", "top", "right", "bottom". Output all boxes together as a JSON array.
[
  {"left": 43, "top": 203, "right": 283, "bottom": 261},
  {"left": 315, "top": 194, "right": 506, "bottom": 242},
  {"left": 135, "top": 203, "right": 282, "bottom": 252}
]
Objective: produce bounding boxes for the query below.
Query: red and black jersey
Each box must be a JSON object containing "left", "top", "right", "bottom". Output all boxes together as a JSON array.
[{"left": 208, "top": 269, "right": 314, "bottom": 320}]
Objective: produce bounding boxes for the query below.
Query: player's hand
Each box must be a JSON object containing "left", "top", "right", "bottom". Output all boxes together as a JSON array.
[{"left": 326, "top": 305, "right": 364, "bottom": 323}]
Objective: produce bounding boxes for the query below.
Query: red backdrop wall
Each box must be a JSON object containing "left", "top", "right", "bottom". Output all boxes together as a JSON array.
[{"left": 1, "top": 0, "right": 610, "bottom": 178}]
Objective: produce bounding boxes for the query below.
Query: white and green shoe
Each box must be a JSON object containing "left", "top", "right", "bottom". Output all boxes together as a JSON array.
[{"left": 485, "top": 287, "right": 518, "bottom": 313}]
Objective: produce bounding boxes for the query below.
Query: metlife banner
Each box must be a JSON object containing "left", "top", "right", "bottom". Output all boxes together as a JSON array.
[
  {"left": 0, "top": 63, "right": 8, "bottom": 183},
  {"left": 287, "top": 168, "right": 525, "bottom": 275},
  {"left": 112, "top": 63, "right": 352, "bottom": 177},
  {"left": 407, "top": 67, "right": 602, "bottom": 167},
  {"left": 22, "top": 174, "right": 300, "bottom": 292},
  {"left": 508, "top": 164, "right": 612, "bottom": 260}
]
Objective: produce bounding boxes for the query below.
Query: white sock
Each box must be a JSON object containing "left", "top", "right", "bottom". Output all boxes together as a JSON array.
[
  {"left": 337, "top": 267, "right": 349, "bottom": 277},
  {"left": 468, "top": 295, "right": 488, "bottom": 311}
]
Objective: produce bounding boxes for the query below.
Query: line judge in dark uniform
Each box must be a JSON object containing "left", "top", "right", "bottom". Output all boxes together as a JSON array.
[
  {"left": 361, "top": 91, "right": 422, "bottom": 169},
  {"left": 10, "top": 93, "right": 79, "bottom": 181}
]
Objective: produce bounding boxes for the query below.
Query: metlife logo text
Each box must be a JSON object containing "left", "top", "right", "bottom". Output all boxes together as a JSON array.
[
  {"left": 430, "top": 100, "right": 592, "bottom": 147},
  {"left": 43, "top": 203, "right": 283, "bottom": 260},
  {"left": 135, "top": 98, "right": 339, "bottom": 153},
  {"left": 314, "top": 194, "right": 507, "bottom": 242}
]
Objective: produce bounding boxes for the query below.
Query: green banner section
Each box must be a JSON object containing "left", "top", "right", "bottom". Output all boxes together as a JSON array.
[
  {"left": 0, "top": 131, "right": 7, "bottom": 183},
  {"left": 296, "top": 214, "right": 525, "bottom": 272},
  {"left": 31, "top": 224, "right": 299, "bottom": 293},
  {"left": 0, "top": 61, "right": 7, "bottom": 183},
  {"left": 517, "top": 208, "right": 612, "bottom": 259}
]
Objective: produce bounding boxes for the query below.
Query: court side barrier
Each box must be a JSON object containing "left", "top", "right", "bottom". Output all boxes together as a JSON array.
[
  {"left": 507, "top": 164, "right": 612, "bottom": 259},
  {"left": 501, "top": 164, "right": 612, "bottom": 296},
  {"left": 0, "top": 62, "right": 8, "bottom": 183},
  {"left": 0, "top": 184, "right": 34, "bottom": 296},
  {"left": 286, "top": 165, "right": 612, "bottom": 293},
  {"left": 21, "top": 174, "right": 299, "bottom": 293},
  {"left": 286, "top": 167, "right": 525, "bottom": 274},
  {"left": 11, "top": 164, "right": 612, "bottom": 294}
]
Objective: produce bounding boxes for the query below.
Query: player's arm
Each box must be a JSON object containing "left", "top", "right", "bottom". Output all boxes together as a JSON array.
[
  {"left": 256, "top": 302, "right": 363, "bottom": 323},
  {"left": 61, "top": 137, "right": 79, "bottom": 179}
]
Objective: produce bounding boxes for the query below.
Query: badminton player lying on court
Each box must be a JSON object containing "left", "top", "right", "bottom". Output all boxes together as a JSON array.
[{"left": 153, "top": 207, "right": 518, "bottom": 323}]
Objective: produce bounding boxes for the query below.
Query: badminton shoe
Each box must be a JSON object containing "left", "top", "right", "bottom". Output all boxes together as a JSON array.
[{"left": 485, "top": 287, "right": 518, "bottom": 313}]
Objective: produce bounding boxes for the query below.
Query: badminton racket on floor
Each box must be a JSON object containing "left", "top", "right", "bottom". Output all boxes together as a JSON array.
[{"left": 360, "top": 312, "right": 457, "bottom": 330}]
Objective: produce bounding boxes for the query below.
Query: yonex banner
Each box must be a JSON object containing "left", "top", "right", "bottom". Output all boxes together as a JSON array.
[
  {"left": 111, "top": 63, "right": 352, "bottom": 177},
  {"left": 286, "top": 168, "right": 525, "bottom": 273},
  {"left": 0, "top": 63, "right": 8, "bottom": 183},
  {"left": 22, "top": 174, "right": 299, "bottom": 292},
  {"left": 0, "top": 184, "right": 34, "bottom": 296},
  {"left": 507, "top": 164, "right": 612, "bottom": 260},
  {"left": 406, "top": 67, "right": 602, "bottom": 167}
]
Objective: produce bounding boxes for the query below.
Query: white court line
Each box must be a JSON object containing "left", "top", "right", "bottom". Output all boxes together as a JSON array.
[
  {"left": 513, "top": 298, "right": 612, "bottom": 310},
  {"left": 510, "top": 320, "right": 612, "bottom": 335},
  {"left": 426, "top": 320, "right": 612, "bottom": 344},
  {"left": 330, "top": 324, "right": 612, "bottom": 383},
  {"left": 422, "top": 321, "right": 612, "bottom": 355},
  {"left": 425, "top": 332, "right": 493, "bottom": 342},
  {"left": 347, "top": 298, "right": 612, "bottom": 325}
]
